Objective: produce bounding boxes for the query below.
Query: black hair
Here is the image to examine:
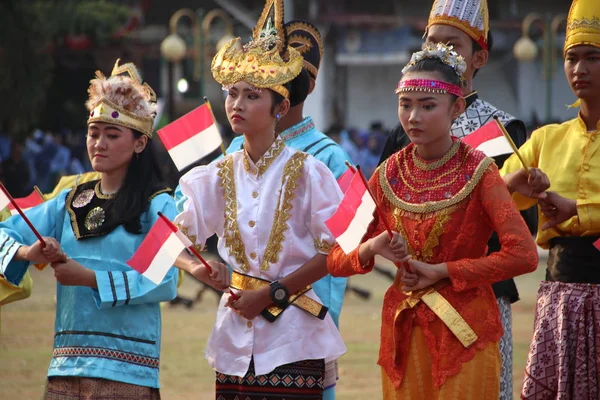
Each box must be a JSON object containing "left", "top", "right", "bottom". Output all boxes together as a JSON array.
[
  {"left": 472, "top": 30, "right": 493, "bottom": 78},
  {"left": 403, "top": 57, "right": 463, "bottom": 97},
  {"left": 270, "top": 81, "right": 293, "bottom": 115},
  {"left": 105, "top": 129, "right": 167, "bottom": 234},
  {"left": 288, "top": 69, "right": 311, "bottom": 107}
]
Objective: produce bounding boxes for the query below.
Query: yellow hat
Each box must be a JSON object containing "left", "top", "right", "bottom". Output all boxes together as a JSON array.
[
  {"left": 426, "top": 0, "right": 489, "bottom": 50},
  {"left": 211, "top": 0, "right": 303, "bottom": 99},
  {"left": 86, "top": 59, "right": 157, "bottom": 138},
  {"left": 564, "top": 0, "right": 600, "bottom": 54}
]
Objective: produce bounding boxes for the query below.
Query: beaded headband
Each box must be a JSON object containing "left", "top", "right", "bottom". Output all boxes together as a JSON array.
[
  {"left": 395, "top": 79, "right": 463, "bottom": 97},
  {"left": 402, "top": 43, "right": 467, "bottom": 84}
]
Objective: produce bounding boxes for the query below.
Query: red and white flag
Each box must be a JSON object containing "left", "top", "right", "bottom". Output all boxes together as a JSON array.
[
  {"left": 0, "top": 186, "right": 10, "bottom": 211},
  {"left": 462, "top": 120, "right": 514, "bottom": 157},
  {"left": 337, "top": 166, "right": 356, "bottom": 193},
  {"left": 326, "top": 170, "right": 376, "bottom": 254},
  {"left": 8, "top": 189, "right": 44, "bottom": 216},
  {"left": 157, "top": 104, "right": 222, "bottom": 171},
  {"left": 126, "top": 216, "right": 192, "bottom": 285}
]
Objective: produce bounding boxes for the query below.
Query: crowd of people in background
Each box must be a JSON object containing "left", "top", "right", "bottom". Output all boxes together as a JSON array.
[{"left": 0, "top": 129, "right": 91, "bottom": 197}]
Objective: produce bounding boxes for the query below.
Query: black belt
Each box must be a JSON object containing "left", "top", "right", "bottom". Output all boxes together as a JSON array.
[{"left": 546, "top": 236, "right": 600, "bottom": 284}]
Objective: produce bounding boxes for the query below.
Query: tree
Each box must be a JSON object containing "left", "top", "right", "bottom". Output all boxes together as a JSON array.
[{"left": 0, "top": 0, "right": 130, "bottom": 139}]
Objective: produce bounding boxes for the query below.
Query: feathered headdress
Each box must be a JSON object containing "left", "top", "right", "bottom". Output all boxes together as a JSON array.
[{"left": 87, "top": 59, "right": 157, "bottom": 138}]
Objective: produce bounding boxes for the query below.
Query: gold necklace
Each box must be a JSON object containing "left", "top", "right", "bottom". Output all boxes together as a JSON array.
[
  {"left": 411, "top": 141, "right": 460, "bottom": 171},
  {"left": 94, "top": 182, "right": 116, "bottom": 199},
  {"left": 403, "top": 147, "right": 471, "bottom": 184}
]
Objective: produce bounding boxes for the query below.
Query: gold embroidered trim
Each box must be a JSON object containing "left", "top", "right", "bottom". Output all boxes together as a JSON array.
[
  {"left": 411, "top": 141, "right": 460, "bottom": 171},
  {"left": 176, "top": 224, "right": 205, "bottom": 254},
  {"left": 94, "top": 181, "right": 116, "bottom": 199},
  {"left": 286, "top": 21, "right": 324, "bottom": 59},
  {"left": 260, "top": 152, "right": 308, "bottom": 271},
  {"left": 66, "top": 186, "right": 82, "bottom": 239},
  {"left": 567, "top": 16, "right": 600, "bottom": 31},
  {"left": 314, "top": 238, "right": 334, "bottom": 254},
  {"left": 243, "top": 136, "right": 286, "bottom": 177},
  {"left": 218, "top": 151, "right": 308, "bottom": 272},
  {"left": 380, "top": 157, "right": 493, "bottom": 214}
]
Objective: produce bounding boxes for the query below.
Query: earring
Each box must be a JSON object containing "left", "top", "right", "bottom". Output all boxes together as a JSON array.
[{"left": 276, "top": 113, "right": 281, "bottom": 120}]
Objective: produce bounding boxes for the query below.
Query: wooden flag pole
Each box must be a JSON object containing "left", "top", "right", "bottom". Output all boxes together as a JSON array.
[
  {"left": 355, "top": 166, "right": 412, "bottom": 273},
  {"left": 0, "top": 183, "right": 45, "bottom": 247},
  {"left": 203, "top": 96, "right": 228, "bottom": 156},
  {"left": 493, "top": 116, "right": 529, "bottom": 172}
]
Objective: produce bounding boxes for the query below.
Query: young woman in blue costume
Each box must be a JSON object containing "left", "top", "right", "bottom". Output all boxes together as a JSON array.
[{"left": 0, "top": 60, "right": 221, "bottom": 399}]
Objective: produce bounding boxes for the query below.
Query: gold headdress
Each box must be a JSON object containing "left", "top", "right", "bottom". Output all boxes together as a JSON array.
[
  {"left": 211, "top": 0, "right": 303, "bottom": 99},
  {"left": 86, "top": 59, "right": 157, "bottom": 138},
  {"left": 426, "top": 0, "right": 489, "bottom": 50},
  {"left": 564, "top": 0, "right": 600, "bottom": 53}
]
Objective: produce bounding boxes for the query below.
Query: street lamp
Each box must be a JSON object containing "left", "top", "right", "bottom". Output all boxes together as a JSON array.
[
  {"left": 160, "top": 8, "right": 236, "bottom": 121},
  {"left": 513, "top": 13, "right": 566, "bottom": 122}
]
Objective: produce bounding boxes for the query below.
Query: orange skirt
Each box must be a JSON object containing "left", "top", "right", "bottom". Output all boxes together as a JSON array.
[{"left": 381, "top": 327, "right": 501, "bottom": 400}]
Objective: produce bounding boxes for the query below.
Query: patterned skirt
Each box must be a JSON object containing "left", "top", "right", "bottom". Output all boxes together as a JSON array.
[
  {"left": 521, "top": 281, "right": 600, "bottom": 400},
  {"left": 497, "top": 296, "right": 514, "bottom": 400},
  {"left": 215, "top": 358, "right": 324, "bottom": 400},
  {"left": 44, "top": 377, "right": 160, "bottom": 400}
]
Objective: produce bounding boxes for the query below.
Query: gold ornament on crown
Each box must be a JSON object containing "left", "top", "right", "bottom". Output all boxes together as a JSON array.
[{"left": 86, "top": 59, "right": 157, "bottom": 138}]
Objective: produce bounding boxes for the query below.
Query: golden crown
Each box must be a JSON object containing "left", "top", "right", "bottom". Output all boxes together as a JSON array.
[
  {"left": 211, "top": 35, "right": 303, "bottom": 99},
  {"left": 86, "top": 59, "right": 157, "bottom": 138}
]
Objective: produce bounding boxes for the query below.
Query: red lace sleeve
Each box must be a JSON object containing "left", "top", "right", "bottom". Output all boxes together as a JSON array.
[
  {"left": 326, "top": 169, "right": 384, "bottom": 277},
  {"left": 447, "top": 164, "right": 538, "bottom": 291}
]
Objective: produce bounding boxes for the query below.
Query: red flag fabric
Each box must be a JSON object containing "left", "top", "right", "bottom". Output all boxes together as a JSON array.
[
  {"left": 7, "top": 189, "right": 44, "bottom": 216},
  {"left": 126, "top": 217, "right": 191, "bottom": 285},
  {"left": 337, "top": 167, "right": 356, "bottom": 193},
  {"left": 462, "top": 120, "right": 513, "bottom": 157},
  {"left": 157, "top": 104, "right": 222, "bottom": 171},
  {"left": 326, "top": 172, "right": 376, "bottom": 254}
]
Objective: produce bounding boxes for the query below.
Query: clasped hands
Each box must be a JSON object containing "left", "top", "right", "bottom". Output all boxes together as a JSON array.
[
  {"left": 505, "top": 167, "right": 577, "bottom": 230},
  {"left": 366, "top": 231, "right": 449, "bottom": 292}
]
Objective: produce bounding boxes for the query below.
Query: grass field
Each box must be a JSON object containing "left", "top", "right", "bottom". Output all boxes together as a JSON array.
[{"left": 0, "top": 254, "right": 546, "bottom": 399}]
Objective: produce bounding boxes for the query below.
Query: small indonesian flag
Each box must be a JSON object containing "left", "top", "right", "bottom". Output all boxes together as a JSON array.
[
  {"left": 0, "top": 186, "right": 10, "bottom": 211},
  {"left": 157, "top": 104, "right": 222, "bottom": 171},
  {"left": 326, "top": 170, "right": 376, "bottom": 254},
  {"left": 8, "top": 189, "right": 44, "bottom": 216},
  {"left": 337, "top": 166, "right": 356, "bottom": 193},
  {"left": 462, "top": 120, "right": 514, "bottom": 157},
  {"left": 126, "top": 216, "right": 192, "bottom": 285}
]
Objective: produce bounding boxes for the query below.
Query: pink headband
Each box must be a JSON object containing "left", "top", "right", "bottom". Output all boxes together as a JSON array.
[{"left": 395, "top": 79, "right": 463, "bottom": 98}]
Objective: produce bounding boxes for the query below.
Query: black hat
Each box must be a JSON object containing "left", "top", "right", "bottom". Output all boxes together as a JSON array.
[{"left": 285, "top": 20, "right": 323, "bottom": 79}]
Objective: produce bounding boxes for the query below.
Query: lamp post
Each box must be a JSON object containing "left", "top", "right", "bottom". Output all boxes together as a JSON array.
[
  {"left": 160, "top": 8, "right": 236, "bottom": 121},
  {"left": 513, "top": 13, "right": 566, "bottom": 123}
]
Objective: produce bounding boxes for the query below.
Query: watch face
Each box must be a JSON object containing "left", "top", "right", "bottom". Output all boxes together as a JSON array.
[{"left": 274, "top": 288, "right": 286, "bottom": 301}]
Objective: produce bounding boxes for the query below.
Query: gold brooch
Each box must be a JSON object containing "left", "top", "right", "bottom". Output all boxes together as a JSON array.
[{"left": 85, "top": 207, "right": 106, "bottom": 230}]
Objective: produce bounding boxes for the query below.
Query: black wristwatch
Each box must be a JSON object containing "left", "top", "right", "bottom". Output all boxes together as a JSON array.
[{"left": 269, "top": 281, "right": 289, "bottom": 307}]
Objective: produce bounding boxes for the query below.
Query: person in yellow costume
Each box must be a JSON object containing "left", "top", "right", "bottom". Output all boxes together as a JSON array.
[
  {"left": 0, "top": 208, "right": 32, "bottom": 332},
  {"left": 501, "top": 0, "right": 600, "bottom": 398}
]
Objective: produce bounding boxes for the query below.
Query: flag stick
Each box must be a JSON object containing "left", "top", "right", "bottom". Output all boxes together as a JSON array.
[
  {"left": 203, "top": 96, "right": 228, "bottom": 156},
  {"left": 355, "top": 166, "right": 412, "bottom": 273},
  {"left": 156, "top": 212, "right": 240, "bottom": 300},
  {"left": 493, "top": 116, "right": 529, "bottom": 172},
  {"left": 0, "top": 183, "right": 45, "bottom": 247},
  {"left": 344, "top": 160, "right": 357, "bottom": 173}
]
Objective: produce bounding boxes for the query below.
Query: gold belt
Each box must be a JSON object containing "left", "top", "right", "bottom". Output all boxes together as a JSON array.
[
  {"left": 394, "top": 276, "right": 478, "bottom": 348},
  {"left": 230, "top": 271, "right": 328, "bottom": 322}
]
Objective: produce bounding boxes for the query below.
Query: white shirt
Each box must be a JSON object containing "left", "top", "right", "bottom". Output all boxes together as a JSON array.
[{"left": 175, "top": 137, "right": 347, "bottom": 377}]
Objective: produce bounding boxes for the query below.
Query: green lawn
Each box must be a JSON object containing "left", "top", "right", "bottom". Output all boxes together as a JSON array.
[{"left": 0, "top": 255, "right": 545, "bottom": 399}]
